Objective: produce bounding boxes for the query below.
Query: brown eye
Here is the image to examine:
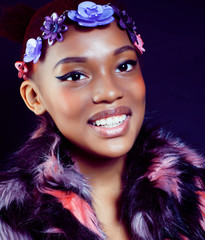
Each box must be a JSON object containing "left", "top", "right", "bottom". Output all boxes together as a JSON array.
[
  {"left": 56, "top": 71, "right": 87, "bottom": 81},
  {"left": 67, "top": 73, "right": 85, "bottom": 81},
  {"left": 116, "top": 60, "right": 137, "bottom": 73}
]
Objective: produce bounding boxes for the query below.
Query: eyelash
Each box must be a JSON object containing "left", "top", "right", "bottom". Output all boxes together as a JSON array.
[
  {"left": 56, "top": 71, "right": 87, "bottom": 81},
  {"left": 56, "top": 60, "right": 137, "bottom": 82},
  {"left": 116, "top": 60, "right": 137, "bottom": 73}
]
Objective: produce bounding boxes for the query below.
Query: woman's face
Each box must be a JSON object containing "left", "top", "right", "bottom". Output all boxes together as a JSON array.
[{"left": 33, "top": 21, "right": 146, "bottom": 158}]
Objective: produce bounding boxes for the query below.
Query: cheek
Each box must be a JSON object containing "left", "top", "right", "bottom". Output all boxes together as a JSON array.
[
  {"left": 129, "top": 75, "right": 146, "bottom": 105},
  {"left": 46, "top": 87, "right": 89, "bottom": 122}
]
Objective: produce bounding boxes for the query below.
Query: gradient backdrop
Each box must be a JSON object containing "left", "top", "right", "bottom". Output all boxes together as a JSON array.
[{"left": 0, "top": 0, "right": 204, "bottom": 163}]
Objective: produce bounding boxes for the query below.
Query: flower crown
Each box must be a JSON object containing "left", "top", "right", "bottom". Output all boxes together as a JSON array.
[{"left": 15, "top": 1, "right": 145, "bottom": 80}]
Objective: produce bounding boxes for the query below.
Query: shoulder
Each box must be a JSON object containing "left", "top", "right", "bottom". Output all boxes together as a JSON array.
[
  {"left": 122, "top": 124, "right": 205, "bottom": 239},
  {"left": 0, "top": 168, "right": 33, "bottom": 239},
  {"left": 0, "top": 121, "right": 103, "bottom": 240},
  {"left": 139, "top": 125, "right": 205, "bottom": 195},
  {"left": 0, "top": 219, "right": 32, "bottom": 240}
]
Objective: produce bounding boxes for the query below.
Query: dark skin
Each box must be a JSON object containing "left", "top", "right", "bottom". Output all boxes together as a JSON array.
[{"left": 20, "top": 21, "right": 146, "bottom": 239}]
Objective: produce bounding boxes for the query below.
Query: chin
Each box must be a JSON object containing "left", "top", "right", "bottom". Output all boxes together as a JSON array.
[{"left": 88, "top": 138, "right": 136, "bottom": 159}]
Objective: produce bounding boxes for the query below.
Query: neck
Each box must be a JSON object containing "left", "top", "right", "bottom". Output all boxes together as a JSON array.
[
  {"left": 70, "top": 147, "right": 129, "bottom": 238},
  {"left": 70, "top": 145, "right": 126, "bottom": 201},
  {"left": 71, "top": 147, "right": 126, "bottom": 188}
]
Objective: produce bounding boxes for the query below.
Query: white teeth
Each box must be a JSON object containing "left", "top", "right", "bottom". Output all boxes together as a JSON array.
[
  {"left": 94, "top": 114, "right": 127, "bottom": 127},
  {"left": 101, "top": 119, "right": 106, "bottom": 125},
  {"left": 106, "top": 118, "right": 113, "bottom": 125}
]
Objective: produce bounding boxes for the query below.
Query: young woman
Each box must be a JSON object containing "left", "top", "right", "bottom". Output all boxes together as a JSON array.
[{"left": 0, "top": 0, "right": 205, "bottom": 239}]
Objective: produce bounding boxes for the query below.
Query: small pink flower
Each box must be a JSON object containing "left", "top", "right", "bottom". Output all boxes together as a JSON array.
[
  {"left": 14, "top": 61, "right": 28, "bottom": 80},
  {"left": 134, "top": 34, "right": 145, "bottom": 54}
]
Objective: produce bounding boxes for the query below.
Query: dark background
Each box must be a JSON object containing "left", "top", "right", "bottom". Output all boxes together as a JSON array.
[{"left": 0, "top": 0, "right": 205, "bottom": 163}]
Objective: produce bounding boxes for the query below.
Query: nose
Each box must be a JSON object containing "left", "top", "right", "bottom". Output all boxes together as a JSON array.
[{"left": 92, "top": 74, "right": 124, "bottom": 104}]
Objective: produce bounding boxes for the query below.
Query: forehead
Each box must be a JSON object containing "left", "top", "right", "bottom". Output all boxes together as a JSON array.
[{"left": 44, "top": 21, "right": 133, "bottom": 62}]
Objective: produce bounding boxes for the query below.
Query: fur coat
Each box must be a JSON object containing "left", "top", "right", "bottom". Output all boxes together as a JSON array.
[{"left": 0, "top": 117, "right": 205, "bottom": 240}]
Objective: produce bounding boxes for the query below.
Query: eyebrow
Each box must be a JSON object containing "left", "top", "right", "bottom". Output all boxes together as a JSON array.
[
  {"left": 114, "top": 45, "right": 137, "bottom": 56},
  {"left": 54, "top": 57, "right": 87, "bottom": 69},
  {"left": 54, "top": 45, "right": 136, "bottom": 69}
]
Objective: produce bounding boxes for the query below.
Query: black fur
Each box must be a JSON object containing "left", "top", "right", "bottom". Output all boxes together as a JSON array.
[{"left": 0, "top": 119, "right": 205, "bottom": 240}]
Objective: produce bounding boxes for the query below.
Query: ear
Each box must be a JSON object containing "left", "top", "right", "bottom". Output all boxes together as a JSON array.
[{"left": 20, "top": 80, "right": 46, "bottom": 115}]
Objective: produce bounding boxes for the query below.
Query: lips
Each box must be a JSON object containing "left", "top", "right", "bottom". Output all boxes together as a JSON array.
[
  {"left": 88, "top": 106, "right": 132, "bottom": 138},
  {"left": 88, "top": 106, "right": 132, "bottom": 124}
]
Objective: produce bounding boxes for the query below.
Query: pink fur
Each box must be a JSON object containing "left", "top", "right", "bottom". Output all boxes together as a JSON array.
[
  {"left": 1, "top": 124, "right": 205, "bottom": 239},
  {"left": 44, "top": 189, "right": 102, "bottom": 237},
  {"left": 179, "top": 234, "right": 189, "bottom": 240},
  {"left": 165, "top": 236, "right": 189, "bottom": 240},
  {"left": 131, "top": 212, "right": 152, "bottom": 239},
  {"left": 197, "top": 191, "right": 205, "bottom": 231},
  {"left": 30, "top": 125, "right": 45, "bottom": 139},
  {"left": 34, "top": 153, "right": 61, "bottom": 188},
  {"left": 35, "top": 149, "right": 104, "bottom": 238},
  {"left": 169, "top": 139, "right": 205, "bottom": 168},
  {"left": 44, "top": 227, "right": 64, "bottom": 234},
  {"left": 146, "top": 155, "right": 181, "bottom": 200},
  {"left": 180, "top": 146, "right": 205, "bottom": 168}
]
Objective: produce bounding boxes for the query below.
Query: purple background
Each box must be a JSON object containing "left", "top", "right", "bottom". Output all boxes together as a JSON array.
[{"left": 0, "top": 0, "right": 205, "bottom": 163}]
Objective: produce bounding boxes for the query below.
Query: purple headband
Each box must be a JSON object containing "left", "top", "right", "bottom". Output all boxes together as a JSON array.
[{"left": 15, "top": 1, "right": 145, "bottom": 80}]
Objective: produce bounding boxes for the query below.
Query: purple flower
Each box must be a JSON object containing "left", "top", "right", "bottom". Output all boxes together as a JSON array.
[
  {"left": 112, "top": 6, "right": 137, "bottom": 44},
  {"left": 40, "top": 12, "right": 68, "bottom": 46},
  {"left": 67, "top": 1, "right": 115, "bottom": 27},
  {"left": 23, "top": 37, "right": 42, "bottom": 63}
]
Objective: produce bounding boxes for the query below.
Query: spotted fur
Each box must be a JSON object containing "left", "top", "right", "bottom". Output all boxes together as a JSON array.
[{"left": 0, "top": 116, "right": 205, "bottom": 240}]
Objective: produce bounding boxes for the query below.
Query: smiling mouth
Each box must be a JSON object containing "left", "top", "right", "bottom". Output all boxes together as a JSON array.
[
  {"left": 87, "top": 106, "right": 132, "bottom": 137},
  {"left": 90, "top": 114, "right": 127, "bottom": 128}
]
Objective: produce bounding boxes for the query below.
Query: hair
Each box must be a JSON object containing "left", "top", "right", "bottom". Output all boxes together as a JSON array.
[
  {"left": 0, "top": 0, "right": 141, "bottom": 148},
  {"left": 0, "top": 0, "right": 127, "bottom": 154},
  {"left": 0, "top": 0, "right": 122, "bottom": 77}
]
